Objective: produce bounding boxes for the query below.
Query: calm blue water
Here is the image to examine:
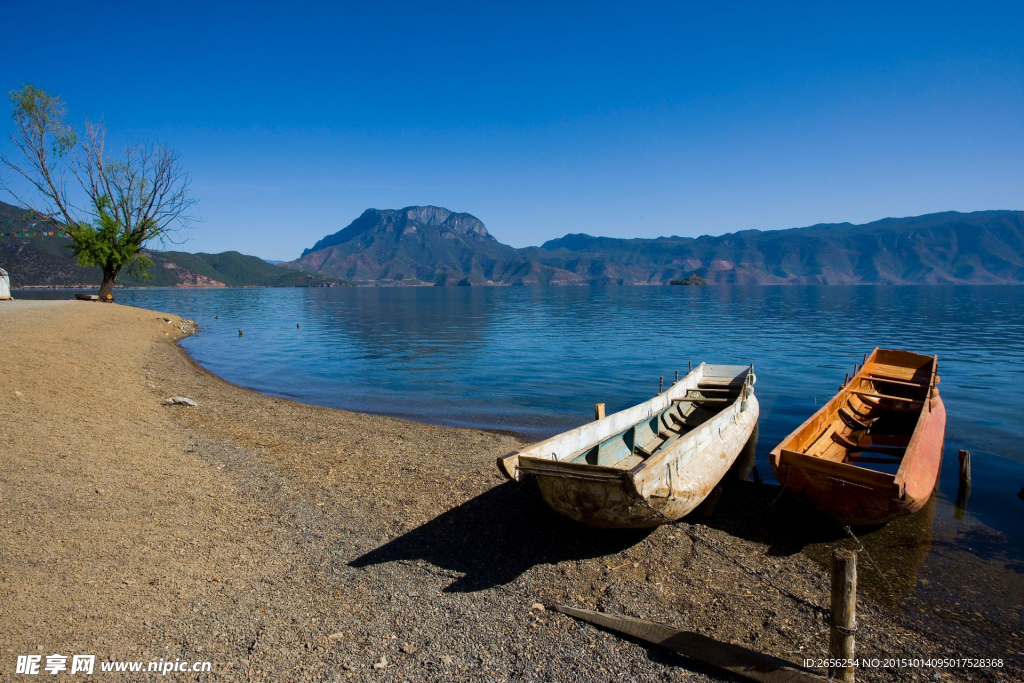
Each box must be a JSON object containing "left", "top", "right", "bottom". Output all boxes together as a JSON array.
[{"left": 23, "top": 286, "right": 1024, "bottom": 556}]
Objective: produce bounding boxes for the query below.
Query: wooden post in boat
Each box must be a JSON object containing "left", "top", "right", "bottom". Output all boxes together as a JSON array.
[
  {"left": 659, "top": 376, "right": 664, "bottom": 394},
  {"left": 595, "top": 403, "right": 605, "bottom": 421},
  {"left": 955, "top": 449, "right": 972, "bottom": 520},
  {"left": 829, "top": 550, "right": 857, "bottom": 683},
  {"left": 674, "top": 370, "right": 679, "bottom": 384},
  {"left": 688, "top": 361, "right": 692, "bottom": 373}
]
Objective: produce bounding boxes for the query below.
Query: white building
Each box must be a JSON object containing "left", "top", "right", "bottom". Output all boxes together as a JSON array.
[{"left": 0, "top": 268, "right": 11, "bottom": 300}]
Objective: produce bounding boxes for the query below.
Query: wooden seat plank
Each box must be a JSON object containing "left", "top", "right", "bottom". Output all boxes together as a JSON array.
[
  {"left": 864, "top": 374, "right": 927, "bottom": 388},
  {"left": 779, "top": 449, "right": 897, "bottom": 490},
  {"left": 850, "top": 390, "right": 923, "bottom": 405}
]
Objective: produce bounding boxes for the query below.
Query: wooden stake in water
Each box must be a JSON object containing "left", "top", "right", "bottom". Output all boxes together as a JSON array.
[
  {"left": 238, "top": 329, "right": 243, "bottom": 337},
  {"left": 595, "top": 403, "right": 605, "bottom": 420},
  {"left": 955, "top": 449, "right": 972, "bottom": 520},
  {"left": 830, "top": 550, "right": 857, "bottom": 683}
]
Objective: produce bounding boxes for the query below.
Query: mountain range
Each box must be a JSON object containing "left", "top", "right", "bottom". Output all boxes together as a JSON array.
[
  {"left": 3, "top": 199, "right": 1024, "bottom": 287},
  {"left": 0, "top": 201, "right": 345, "bottom": 288},
  {"left": 287, "top": 205, "right": 1024, "bottom": 285}
]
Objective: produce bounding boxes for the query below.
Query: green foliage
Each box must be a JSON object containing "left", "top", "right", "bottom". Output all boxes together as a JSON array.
[
  {"left": 66, "top": 196, "right": 151, "bottom": 278},
  {"left": 9, "top": 85, "right": 77, "bottom": 156}
]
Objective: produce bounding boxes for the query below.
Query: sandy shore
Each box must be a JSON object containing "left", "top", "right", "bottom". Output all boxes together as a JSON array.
[{"left": 0, "top": 301, "right": 1014, "bottom": 681}]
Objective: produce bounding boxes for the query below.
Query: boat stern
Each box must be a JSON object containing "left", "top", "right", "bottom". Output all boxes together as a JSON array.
[{"left": 496, "top": 451, "right": 523, "bottom": 481}]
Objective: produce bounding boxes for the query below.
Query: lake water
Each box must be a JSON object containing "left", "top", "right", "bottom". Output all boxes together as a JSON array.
[{"left": 22, "top": 286, "right": 1024, "bottom": 567}]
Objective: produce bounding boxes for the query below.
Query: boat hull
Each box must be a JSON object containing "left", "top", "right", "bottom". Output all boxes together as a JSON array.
[
  {"left": 771, "top": 349, "right": 946, "bottom": 527},
  {"left": 533, "top": 397, "right": 759, "bottom": 528}
]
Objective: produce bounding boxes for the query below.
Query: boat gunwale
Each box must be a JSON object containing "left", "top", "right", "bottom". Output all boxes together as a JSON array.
[
  {"left": 498, "top": 363, "right": 754, "bottom": 482},
  {"left": 627, "top": 391, "right": 750, "bottom": 478},
  {"left": 770, "top": 347, "right": 940, "bottom": 497}
]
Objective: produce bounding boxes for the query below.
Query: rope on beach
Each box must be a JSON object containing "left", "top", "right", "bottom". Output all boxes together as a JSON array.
[
  {"left": 619, "top": 483, "right": 828, "bottom": 617},
  {"left": 841, "top": 525, "right": 897, "bottom": 602},
  {"left": 733, "top": 474, "right": 791, "bottom": 519},
  {"left": 680, "top": 525, "right": 831, "bottom": 619},
  {"left": 620, "top": 479, "right": 829, "bottom": 618}
]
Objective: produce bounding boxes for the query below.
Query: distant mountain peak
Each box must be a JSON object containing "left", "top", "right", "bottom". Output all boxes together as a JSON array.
[
  {"left": 399, "top": 206, "right": 490, "bottom": 238},
  {"left": 301, "top": 205, "right": 492, "bottom": 258}
]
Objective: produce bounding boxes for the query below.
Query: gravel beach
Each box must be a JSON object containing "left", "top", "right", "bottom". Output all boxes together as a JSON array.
[{"left": 0, "top": 300, "right": 1016, "bottom": 682}]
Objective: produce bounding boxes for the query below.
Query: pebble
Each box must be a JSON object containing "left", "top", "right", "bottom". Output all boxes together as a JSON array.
[
  {"left": 327, "top": 633, "right": 344, "bottom": 642},
  {"left": 371, "top": 654, "right": 388, "bottom": 669},
  {"left": 531, "top": 602, "right": 545, "bottom": 611},
  {"left": 163, "top": 396, "right": 197, "bottom": 407},
  {"left": 399, "top": 642, "right": 417, "bottom": 654}
]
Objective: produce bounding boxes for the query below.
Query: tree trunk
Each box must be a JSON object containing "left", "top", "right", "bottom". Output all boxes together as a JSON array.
[{"left": 97, "top": 266, "right": 119, "bottom": 300}]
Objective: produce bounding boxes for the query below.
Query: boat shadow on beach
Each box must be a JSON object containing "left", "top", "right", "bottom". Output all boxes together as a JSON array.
[
  {"left": 685, "top": 430, "right": 854, "bottom": 556},
  {"left": 696, "top": 475, "right": 850, "bottom": 557},
  {"left": 349, "top": 478, "right": 654, "bottom": 593}
]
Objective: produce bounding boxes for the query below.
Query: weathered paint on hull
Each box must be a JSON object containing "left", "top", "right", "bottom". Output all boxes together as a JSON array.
[
  {"left": 535, "top": 398, "right": 760, "bottom": 528},
  {"left": 534, "top": 476, "right": 663, "bottom": 528}
]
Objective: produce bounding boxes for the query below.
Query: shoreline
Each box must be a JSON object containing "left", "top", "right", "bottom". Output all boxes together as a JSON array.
[
  {"left": 12, "top": 282, "right": 1024, "bottom": 292},
  {"left": 1, "top": 300, "right": 1018, "bottom": 681},
  {"left": 174, "top": 339, "right": 529, "bottom": 441}
]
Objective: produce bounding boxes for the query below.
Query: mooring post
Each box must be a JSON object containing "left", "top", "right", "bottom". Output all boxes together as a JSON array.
[
  {"left": 830, "top": 549, "right": 857, "bottom": 683},
  {"left": 595, "top": 403, "right": 605, "bottom": 421},
  {"left": 958, "top": 449, "right": 972, "bottom": 489},
  {"left": 674, "top": 370, "right": 679, "bottom": 384},
  {"left": 955, "top": 449, "right": 972, "bottom": 520},
  {"left": 659, "top": 376, "right": 664, "bottom": 394},
  {"left": 688, "top": 360, "right": 692, "bottom": 373},
  {"left": 238, "top": 329, "right": 243, "bottom": 337}
]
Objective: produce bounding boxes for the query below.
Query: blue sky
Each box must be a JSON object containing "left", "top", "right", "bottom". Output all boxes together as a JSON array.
[{"left": 2, "top": 1, "right": 1022, "bottom": 258}]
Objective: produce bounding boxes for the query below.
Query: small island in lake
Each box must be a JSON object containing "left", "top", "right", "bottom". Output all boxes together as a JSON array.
[{"left": 669, "top": 275, "right": 708, "bottom": 286}]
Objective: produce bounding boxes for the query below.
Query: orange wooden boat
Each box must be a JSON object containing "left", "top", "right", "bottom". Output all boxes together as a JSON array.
[{"left": 770, "top": 348, "right": 945, "bottom": 526}]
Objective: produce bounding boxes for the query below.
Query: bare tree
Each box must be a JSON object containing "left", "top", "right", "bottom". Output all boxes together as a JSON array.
[{"left": 0, "top": 86, "right": 196, "bottom": 298}]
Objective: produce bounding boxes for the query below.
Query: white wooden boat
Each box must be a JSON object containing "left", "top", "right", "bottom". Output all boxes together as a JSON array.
[{"left": 497, "top": 364, "right": 758, "bottom": 528}]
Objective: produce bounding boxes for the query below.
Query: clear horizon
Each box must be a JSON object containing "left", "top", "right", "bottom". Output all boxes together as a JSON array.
[{"left": 2, "top": 1, "right": 1022, "bottom": 260}]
